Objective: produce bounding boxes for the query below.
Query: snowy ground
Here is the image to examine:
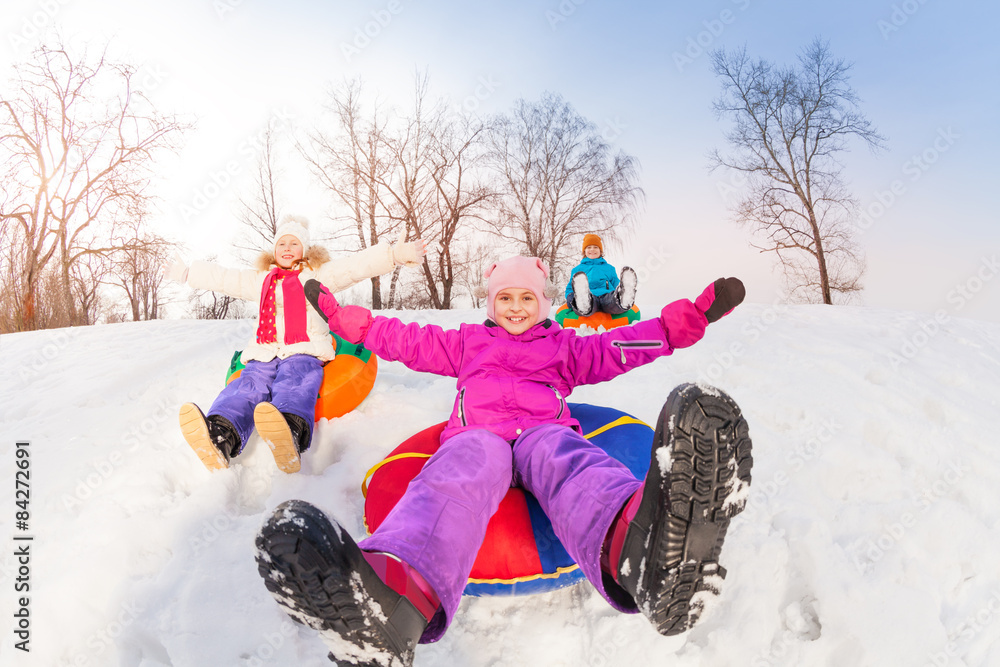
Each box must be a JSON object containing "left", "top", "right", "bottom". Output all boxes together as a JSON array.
[{"left": 2, "top": 301, "right": 1000, "bottom": 667}]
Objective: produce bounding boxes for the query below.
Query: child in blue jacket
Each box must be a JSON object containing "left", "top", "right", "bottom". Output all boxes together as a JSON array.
[{"left": 565, "top": 233, "right": 637, "bottom": 316}]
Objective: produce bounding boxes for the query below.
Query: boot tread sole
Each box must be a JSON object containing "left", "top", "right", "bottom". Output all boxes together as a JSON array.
[
  {"left": 255, "top": 500, "right": 421, "bottom": 667},
  {"left": 630, "top": 384, "right": 753, "bottom": 636}
]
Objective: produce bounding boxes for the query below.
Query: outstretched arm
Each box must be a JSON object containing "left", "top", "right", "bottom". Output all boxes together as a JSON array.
[
  {"left": 163, "top": 253, "right": 261, "bottom": 301},
  {"left": 315, "top": 229, "right": 427, "bottom": 293},
  {"left": 568, "top": 277, "right": 746, "bottom": 384},
  {"left": 304, "top": 279, "right": 462, "bottom": 377}
]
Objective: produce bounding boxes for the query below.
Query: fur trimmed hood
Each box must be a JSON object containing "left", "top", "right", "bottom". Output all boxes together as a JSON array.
[{"left": 254, "top": 245, "right": 330, "bottom": 272}]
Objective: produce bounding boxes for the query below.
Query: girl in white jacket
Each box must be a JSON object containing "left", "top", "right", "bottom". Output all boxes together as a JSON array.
[{"left": 165, "top": 215, "right": 424, "bottom": 473}]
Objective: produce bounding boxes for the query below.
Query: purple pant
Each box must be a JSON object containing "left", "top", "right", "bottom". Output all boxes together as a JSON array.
[
  {"left": 359, "top": 423, "right": 642, "bottom": 642},
  {"left": 208, "top": 354, "right": 323, "bottom": 448}
]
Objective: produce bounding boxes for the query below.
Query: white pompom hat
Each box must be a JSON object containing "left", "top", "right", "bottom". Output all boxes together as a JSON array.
[{"left": 273, "top": 214, "right": 311, "bottom": 254}]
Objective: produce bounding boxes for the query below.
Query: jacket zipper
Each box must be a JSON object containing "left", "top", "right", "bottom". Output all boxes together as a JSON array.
[
  {"left": 458, "top": 387, "right": 467, "bottom": 426},
  {"left": 611, "top": 340, "right": 664, "bottom": 364},
  {"left": 547, "top": 384, "right": 566, "bottom": 419}
]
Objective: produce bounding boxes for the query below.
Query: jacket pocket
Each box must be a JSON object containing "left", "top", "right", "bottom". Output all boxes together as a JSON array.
[{"left": 611, "top": 340, "right": 664, "bottom": 364}]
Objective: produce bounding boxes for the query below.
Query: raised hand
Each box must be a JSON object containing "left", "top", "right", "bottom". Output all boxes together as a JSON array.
[
  {"left": 695, "top": 277, "right": 746, "bottom": 323},
  {"left": 163, "top": 252, "right": 189, "bottom": 283},
  {"left": 392, "top": 227, "right": 428, "bottom": 268},
  {"left": 659, "top": 277, "right": 745, "bottom": 349}
]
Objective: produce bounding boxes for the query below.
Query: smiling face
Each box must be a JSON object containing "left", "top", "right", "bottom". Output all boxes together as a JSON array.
[
  {"left": 584, "top": 244, "right": 602, "bottom": 259},
  {"left": 274, "top": 235, "right": 304, "bottom": 268},
  {"left": 493, "top": 288, "right": 540, "bottom": 335}
]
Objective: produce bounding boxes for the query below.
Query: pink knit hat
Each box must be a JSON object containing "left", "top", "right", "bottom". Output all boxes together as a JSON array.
[{"left": 485, "top": 256, "right": 552, "bottom": 322}]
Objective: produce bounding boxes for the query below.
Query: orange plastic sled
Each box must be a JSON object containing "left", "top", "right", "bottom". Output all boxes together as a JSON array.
[{"left": 225, "top": 334, "right": 377, "bottom": 421}]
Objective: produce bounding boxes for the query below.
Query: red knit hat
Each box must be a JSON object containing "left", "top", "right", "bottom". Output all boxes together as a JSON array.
[
  {"left": 582, "top": 233, "right": 603, "bottom": 256},
  {"left": 484, "top": 256, "right": 552, "bottom": 322}
]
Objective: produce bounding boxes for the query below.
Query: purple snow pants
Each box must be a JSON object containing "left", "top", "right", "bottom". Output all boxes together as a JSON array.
[
  {"left": 207, "top": 354, "right": 323, "bottom": 448},
  {"left": 359, "top": 423, "right": 643, "bottom": 643}
]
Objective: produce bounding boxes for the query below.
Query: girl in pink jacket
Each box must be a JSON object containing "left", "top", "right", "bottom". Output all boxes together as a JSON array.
[{"left": 255, "top": 256, "right": 752, "bottom": 667}]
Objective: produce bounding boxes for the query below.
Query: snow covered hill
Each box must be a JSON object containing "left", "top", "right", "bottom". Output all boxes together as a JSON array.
[{"left": 2, "top": 302, "right": 1000, "bottom": 667}]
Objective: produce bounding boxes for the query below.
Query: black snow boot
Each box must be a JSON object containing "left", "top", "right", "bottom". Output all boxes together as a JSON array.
[
  {"left": 571, "top": 271, "right": 593, "bottom": 316},
  {"left": 253, "top": 402, "right": 310, "bottom": 473},
  {"left": 179, "top": 403, "right": 239, "bottom": 471},
  {"left": 284, "top": 412, "right": 312, "bottom": 454},
  {"left": 255, "top": 500, "right": 428, "bottom": 667},
  {"left": 614, "top": 383, "right": 753, "bottom": 636}
]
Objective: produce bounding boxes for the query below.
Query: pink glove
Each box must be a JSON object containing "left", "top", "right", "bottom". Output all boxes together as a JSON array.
[
  {"left": 304, "top": 279, "right": 374, "bottom": 345},
  {"left": 660, "top": 277, "right": 745, "bottom": 349}
]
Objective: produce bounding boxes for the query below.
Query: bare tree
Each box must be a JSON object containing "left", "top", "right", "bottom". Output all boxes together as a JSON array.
[
  {"left": 187, "top": 254, "right": 251, "bottom": 320},
  {"left": 421, "top": 111, "right": 494, "bottom": 308},
  {"left": 303, "top": 76, "right": 499, "bottom": 310},
  {"left": 191, "top": 291, "right": 249, "bottom": 320},
  {"left": 104, "top": 220, "right": 174, "bottom": 321},
  {"left": 373, "top": 75, "right": 494, "bottom": 309},
  {"left": 453, "top": 240, "right": 496, "bottom": 309},
  {"left": 70, "top": 251, "right": 107, "bottom": 324},
  {"left": 0, "top": 41, "right": 187, "bottom": 331},
  {"left": 234, "top": 121, "right": 284, "bottom": 261},
  {"left": 485, "top": 92, "right": 643, "bottom": 284},
  {"left": 709, "top": 39, "right": 884, "bottom": 304},
  {"left": 367, "top": 75, "right": 437, "bottom": 308},
  {"left": 300, "top": 80, "right": 395, "bottom": 308}
]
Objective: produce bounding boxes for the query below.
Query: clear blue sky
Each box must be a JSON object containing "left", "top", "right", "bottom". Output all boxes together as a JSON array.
[{"left": 3, "top": 0, "right": 998, "bottom": 321}]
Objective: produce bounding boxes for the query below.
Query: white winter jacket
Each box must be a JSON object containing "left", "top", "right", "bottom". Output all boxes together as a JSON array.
[{"left": 186, "top": 243, "right": 396, "bottom": 363}]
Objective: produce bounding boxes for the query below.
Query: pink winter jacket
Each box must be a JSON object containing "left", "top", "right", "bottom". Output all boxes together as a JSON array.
[{"left": 364, "top": 302, "right": 707, "bottom": 442}]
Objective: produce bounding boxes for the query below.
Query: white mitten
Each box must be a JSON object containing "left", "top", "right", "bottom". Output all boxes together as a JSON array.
[
  {"left": 164, "top": 252, "right": 190, "bottom": 283},
  {"left": 391, "top": 228, "right": 428, "bottom": 268}
]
